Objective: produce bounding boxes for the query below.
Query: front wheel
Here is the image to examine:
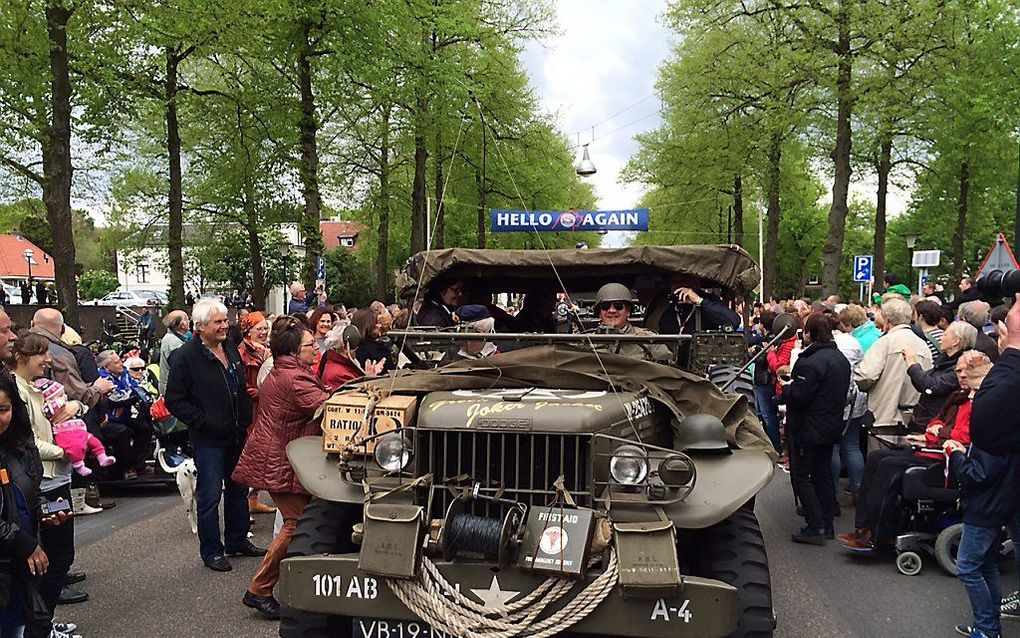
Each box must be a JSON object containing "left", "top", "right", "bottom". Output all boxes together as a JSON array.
[
  {"left": 279, "top": 498, "right": 360, "bottom": 638},
  {"left": 682, "top": 507, "right": 774, "bottom": 638}
]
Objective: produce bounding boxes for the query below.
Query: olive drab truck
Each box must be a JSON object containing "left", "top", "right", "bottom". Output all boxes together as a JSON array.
[{"left": 278, "top": 245, "right": 778, "bottom": 638}]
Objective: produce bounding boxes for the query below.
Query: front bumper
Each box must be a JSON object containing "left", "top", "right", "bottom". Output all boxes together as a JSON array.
[{"left": 279, "top": 554, "right": 737, "bottom": 637}]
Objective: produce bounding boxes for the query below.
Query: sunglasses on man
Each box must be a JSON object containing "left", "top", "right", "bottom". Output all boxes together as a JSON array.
[{"left": 598, "top": 301, "right": 628, "bottom": 312}]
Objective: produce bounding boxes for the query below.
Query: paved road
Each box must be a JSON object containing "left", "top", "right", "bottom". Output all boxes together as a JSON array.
[{"left": 60, "top": 476, "right": 1020, "bottom": 638}]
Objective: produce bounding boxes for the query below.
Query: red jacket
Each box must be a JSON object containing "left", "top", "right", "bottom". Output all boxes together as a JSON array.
[
  {"left": 767, "top": 336, "right": 797, "bottom": 395},
  {"left": 232, "top": 355, "right": 329, "bottom": 494},
  {"left": 318, "top": 350, "right": 363, "bottom": 391},
  {"left": 239, "top": 339, "right": 268, "bottom": 407},
  {"left": 917, "top": 399, "right": 972, "bottom": 461}
]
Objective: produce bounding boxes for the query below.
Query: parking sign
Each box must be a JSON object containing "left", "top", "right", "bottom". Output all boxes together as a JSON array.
[{"left": 853, "top": 255, "right": 873, "bottom": 283}]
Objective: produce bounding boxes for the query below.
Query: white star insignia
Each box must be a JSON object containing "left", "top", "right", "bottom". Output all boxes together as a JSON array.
[{"left": 470, "top": 575, "right": 521, "bottom": 609}]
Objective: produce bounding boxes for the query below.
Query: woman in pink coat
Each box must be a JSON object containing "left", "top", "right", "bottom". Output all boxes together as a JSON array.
[{"left": 232, "top": 317, "right": 328, "bottom": 618}]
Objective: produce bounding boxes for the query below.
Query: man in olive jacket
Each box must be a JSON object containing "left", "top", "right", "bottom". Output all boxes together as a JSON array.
[{"left": 165, "top": 300, "right": 263, "bottom": 572}]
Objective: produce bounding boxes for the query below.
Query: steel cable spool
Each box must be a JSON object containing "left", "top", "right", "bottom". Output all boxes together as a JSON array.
[{"left": 446, "top": 514, "right": 504, "bottom": 559}]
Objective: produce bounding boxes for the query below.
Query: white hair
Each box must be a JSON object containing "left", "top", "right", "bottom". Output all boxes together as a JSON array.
[
  {"left": 880, "top": 298, "right": 913, "bottom": 326},
  {"left": 124, "top": 356, "right": 145, "bottom": 369},
  {"left": 946, "top": 320, "right": 978, "bottom": 350},
  {"left": 96, "top": 349, "right": 119, "bottom": 369},
  {"left": 958, "top": 301, "right": 990, "bottom": 328},
  {"left": 463, "top": 317, "right": 495, "bottom": 334},
  {"left": 191, "top": 299, "right": 227, "bottom": 327}
]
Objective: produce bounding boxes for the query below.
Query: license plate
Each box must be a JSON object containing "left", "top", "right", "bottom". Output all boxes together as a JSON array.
[{"left": 354, "top": 618, "right": 453, "bottom": 638}]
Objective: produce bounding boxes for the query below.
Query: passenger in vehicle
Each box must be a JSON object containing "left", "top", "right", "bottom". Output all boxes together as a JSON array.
[
  {"left": 592, "top": 283, "right": 672, "bottom": 362},
  {"left": 440, "top": 305, "right": 498, "bottom": 364},
  {"left": 513, "top": 287, "right": 558, "bottom": 333},
  {"left": 658, "top": 275, "right": 741, "bottom": 335},
  {"left": 414, "top": 280, "right": 464, "bottom": 329}
]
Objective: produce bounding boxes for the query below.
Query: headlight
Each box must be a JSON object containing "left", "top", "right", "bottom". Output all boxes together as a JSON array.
[
  {"left": 609, "top": 444, "right": 648, "bottom": 485},
  {"left": 374, "top": 433, "right": 412, "bottom": 471}
]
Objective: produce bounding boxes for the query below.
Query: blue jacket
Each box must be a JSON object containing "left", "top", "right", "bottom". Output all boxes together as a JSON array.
[{"left": 949, "top": 444, "right": 1020, "bottom": 527}]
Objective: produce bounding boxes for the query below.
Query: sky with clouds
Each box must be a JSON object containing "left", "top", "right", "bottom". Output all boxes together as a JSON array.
[
  {"left": 520, "top": 0, "right": 672, "bottom": 213},
  {"left": 519, "top": 0, "right": 910, "bottom": 247}
]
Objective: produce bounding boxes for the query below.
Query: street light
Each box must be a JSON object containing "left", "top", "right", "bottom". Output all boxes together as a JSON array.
[
  {"left": 23, "top": 249, "right": 34, "bottom": 283},
  {"left": 904, "top": 234, "right": 919, "bottom": 294},
  {"left": 575, "top": 144, "right": 596, "bottom": 176}
]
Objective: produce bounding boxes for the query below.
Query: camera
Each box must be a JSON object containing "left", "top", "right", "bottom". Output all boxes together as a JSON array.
[{"left": 977, "top": 269, "right": 1020, "bottom": 299}]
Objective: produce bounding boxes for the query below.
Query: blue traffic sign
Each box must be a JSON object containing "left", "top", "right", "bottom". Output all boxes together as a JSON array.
[
  {"left": 853, "top": 255, "right": 873, "bottom": 283},
  {"left": 316, "top": 257, "right": 326, "bottom": 280}
]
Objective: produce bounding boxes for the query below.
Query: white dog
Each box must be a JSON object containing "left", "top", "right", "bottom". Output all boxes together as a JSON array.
[{"left": 156, "top": 445, "right": 198, "bottom": 534}]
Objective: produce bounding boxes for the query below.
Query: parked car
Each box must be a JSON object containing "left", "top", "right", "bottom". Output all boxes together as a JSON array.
[
  {"left": 88, "top": 289, "right": 167, "bottom": 307},
  {"left": 2, "top": 284, "right": 20, "bottom": 304}
]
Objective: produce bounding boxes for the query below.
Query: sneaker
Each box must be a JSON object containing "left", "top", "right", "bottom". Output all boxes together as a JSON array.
[
  {"left": 1001, "top": 598, "right": 1020, "bottom": 619},
  {"left": 1003, "top": 590, "right": 1020, "bottom": 605},
  {"left": 52, "top": 622, "right": 77, "bottom": 633},
  {"left": 954, "top": 624, "right": 996, "bottom": 637},
  {"left": 791, "top": 527, "right": 828, "bottom": 545},
  {"left": 50, "top": 630, "right": 82, "bottom": 638}
]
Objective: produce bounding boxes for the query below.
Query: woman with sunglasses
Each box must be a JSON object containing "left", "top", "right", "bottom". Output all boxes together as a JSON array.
[
  {"left": 232, "top": 318, "right": 330, "bottom": 619},
  {"left": 593, "top": 283, "right": 672, "bottom": 362}
]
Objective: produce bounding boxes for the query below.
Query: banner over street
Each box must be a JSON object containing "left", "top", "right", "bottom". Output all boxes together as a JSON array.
[{"left": 490, "top": 209, "right": 649, "bottom": 233}]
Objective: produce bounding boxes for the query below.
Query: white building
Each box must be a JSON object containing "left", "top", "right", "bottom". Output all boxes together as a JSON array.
[{"left": 114, "top": 220, "right": 363, "bottom": 315}]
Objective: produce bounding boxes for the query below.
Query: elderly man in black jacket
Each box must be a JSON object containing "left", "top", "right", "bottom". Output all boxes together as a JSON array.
[
  {"left": 781, "top": 312, "right": 851, "bottom": 545},
  {"left": 165, "top": 299, "right": 265, "bottom": 572}
]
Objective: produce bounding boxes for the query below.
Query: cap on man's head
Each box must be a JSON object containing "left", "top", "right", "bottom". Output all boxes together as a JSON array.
[{"left": 455, "top": 305, "right": 491, "bottom": 323}]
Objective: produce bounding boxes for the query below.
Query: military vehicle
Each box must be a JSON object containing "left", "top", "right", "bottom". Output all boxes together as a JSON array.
[{"left": 279, "top": 245, "right": 778, "bottom": 638}]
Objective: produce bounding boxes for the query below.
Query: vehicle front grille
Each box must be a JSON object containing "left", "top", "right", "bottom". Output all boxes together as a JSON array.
[{"left": 416, "top": 431, "right": 592, "bottom": 518}]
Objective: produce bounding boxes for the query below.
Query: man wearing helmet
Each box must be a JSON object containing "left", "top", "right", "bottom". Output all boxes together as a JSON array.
[{"left": 593, "top": 283, "right": 672, "bottom": 362}]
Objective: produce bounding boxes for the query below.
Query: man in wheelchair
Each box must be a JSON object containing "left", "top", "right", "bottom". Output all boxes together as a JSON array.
[{"left": 840, "top": 350, "right": 992, "bottom": 550}]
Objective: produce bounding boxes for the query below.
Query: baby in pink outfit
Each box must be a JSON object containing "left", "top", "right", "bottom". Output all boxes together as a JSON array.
[{"left": 34, "top": 378, "right": 115, "bottom": 476}]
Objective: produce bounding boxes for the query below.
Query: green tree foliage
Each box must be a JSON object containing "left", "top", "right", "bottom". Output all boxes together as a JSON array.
[
  {"left": 77, "top": 269, "right": 119, "bottom": 300},
  {"left": 323, "top": 248, "right": 374, "bottom": 309}
]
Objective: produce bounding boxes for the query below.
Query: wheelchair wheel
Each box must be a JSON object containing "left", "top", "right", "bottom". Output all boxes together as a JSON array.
[
  {"left": 896, "top": 551, "right": 923, "bottom": 576},
  {"left": 935, "top": 523, "right": 964, "bottom": 576}
]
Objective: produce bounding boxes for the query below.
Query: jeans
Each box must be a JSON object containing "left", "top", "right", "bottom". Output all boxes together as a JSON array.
[
  {"left": 831, "top": 416, "right": 865, "bottom": 496},
  {"left": 957, "top": 524, "right": 1002, "bottom": 637},
  {"left": 0, "top": 626, "right": 24, "bottom": 638},
  {"left": 754, "top": 386, "right": 782, "bottom": 454},
  {"left": 790, "top": 442, "right": 836, "bottom": 531},
  {"left": 193, "top": 444, "right": 249, "bottom": 562},
  {"left": 36, "top": 483, "right": 74, "bottom": 633}
]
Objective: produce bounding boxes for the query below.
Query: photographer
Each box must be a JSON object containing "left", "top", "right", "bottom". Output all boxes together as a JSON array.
[{"left": 658, "top": 275, "right": 741, "bottom": 335}]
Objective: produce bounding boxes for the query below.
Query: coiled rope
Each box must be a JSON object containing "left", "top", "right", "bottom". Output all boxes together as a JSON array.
[{"left": 387, "top": 549, "right": 619, "bottom": 638}]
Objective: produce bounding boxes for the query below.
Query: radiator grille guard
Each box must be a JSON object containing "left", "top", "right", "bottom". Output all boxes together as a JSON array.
[{"left": 415, "top": 430, "right": 593, "bottom": 519}]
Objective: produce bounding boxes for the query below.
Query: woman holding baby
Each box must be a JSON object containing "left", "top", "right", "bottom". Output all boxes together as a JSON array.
[{"left": 11, "top": 331, "right": 74, "bottom": 636}]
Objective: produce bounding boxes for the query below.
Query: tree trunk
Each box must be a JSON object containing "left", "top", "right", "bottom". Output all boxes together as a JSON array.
[
  {"left": 375, "top": 105, "right": 392, "bottom": 300},
  {"left": 820, "top": 8, "right": 854, "bottom": 296},
  {"left": 477, "top": 125, "right": 487, "bottom": 248},
  {"left": 165, "top": 48, "right": 186, "bottom": 310},
  {"left": 763, "top": 134, "right": 782, "bottom": 299},
  {"left": 410, "top": 93, "right": 429, "bottom": 254},
  {"left": 42, "top": 2, "right": 78, "bottom": 327},
  {"left": 245, "top": 208, "right": 266, "bottom": 310},
  {"left": 952, "top": 159, "right": 970, "bottom": 280},
  {"left": 433, "top": 129, "right": 445, "bottom": 249},
  {"left": 873, "top": 136, "right": 892, "bottom": 291},
  {"left": 732, "top": 174, "right": 744, "bottom": 248},
  {"left": 297, "top": 22, "right": 323, "bottom": 292}
]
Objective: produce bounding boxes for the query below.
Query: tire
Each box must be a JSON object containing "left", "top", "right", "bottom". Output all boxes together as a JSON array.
[
  {"left": 686, "top": 508, "right": 774, "bottom": 638},
  {"left": 935, "top": 523, "right": 964, "bottom": 577},
  {"left": 279, "top": 498, "right": 360, "bottom": 638},
  {"left": 896, "top": 551, "right": 924, "bottom": 576},
  {"left": 709, "top": 365, "right": 755, "bottom": 406}
]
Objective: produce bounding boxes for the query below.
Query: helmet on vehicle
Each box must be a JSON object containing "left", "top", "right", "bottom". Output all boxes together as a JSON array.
[
  {"left": 675, "top": 414, "right": 731, "bottom": 454},
  {"left": 595, "top": 283, "right": 633, "bottom": 307}
]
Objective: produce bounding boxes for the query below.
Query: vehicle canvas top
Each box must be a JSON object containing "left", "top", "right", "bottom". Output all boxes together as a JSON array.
[
  {"left": 396, "top": 244, "right": 761, "bottom": 299},
  {"left": 349, "top": 344, "right": 776, "bottom": 459}
]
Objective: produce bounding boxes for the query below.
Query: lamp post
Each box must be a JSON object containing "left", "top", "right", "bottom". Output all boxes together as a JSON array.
[
  {"left": 23, "top": 248, "right": 34, "bottom": 284},
  {"left": 904, "top": 233, "right": 919, "bottom": 294}
]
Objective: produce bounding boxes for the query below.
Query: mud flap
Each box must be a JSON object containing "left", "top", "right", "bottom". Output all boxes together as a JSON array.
[
  {"left": 359, "top": 503, "right": 425, "bottom": 579},
  {"left": 613, "top": 517, "right": 682, "bottom": 599}
]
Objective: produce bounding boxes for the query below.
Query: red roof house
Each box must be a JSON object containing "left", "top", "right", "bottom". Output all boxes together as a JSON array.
[
  {"left": 0, "top": 234, "right": 55, "bottom": 280},
  {"left": 320, "top": 220, "right": 366, "bottom": 252}
]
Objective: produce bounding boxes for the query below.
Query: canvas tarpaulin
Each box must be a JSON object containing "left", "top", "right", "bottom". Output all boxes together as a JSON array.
[
  {"left": 396, "top": 245, "right": 761, "bottom": 300},
  {"left": 349, "top": 345, "right": 777, "bottom": 461}
]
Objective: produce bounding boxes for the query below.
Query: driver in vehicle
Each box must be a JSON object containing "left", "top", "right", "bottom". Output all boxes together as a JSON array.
[
  {"left": 658, "top": 275, "right": 742, "bottom": 335},
  {"left": 593, "top": 282, "right": 672, "bottom": 362}
]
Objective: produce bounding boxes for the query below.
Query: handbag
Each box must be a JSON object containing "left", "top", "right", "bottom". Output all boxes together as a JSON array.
[{"left": 150, "top": 396, "right": 172, "bottom": 423}]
